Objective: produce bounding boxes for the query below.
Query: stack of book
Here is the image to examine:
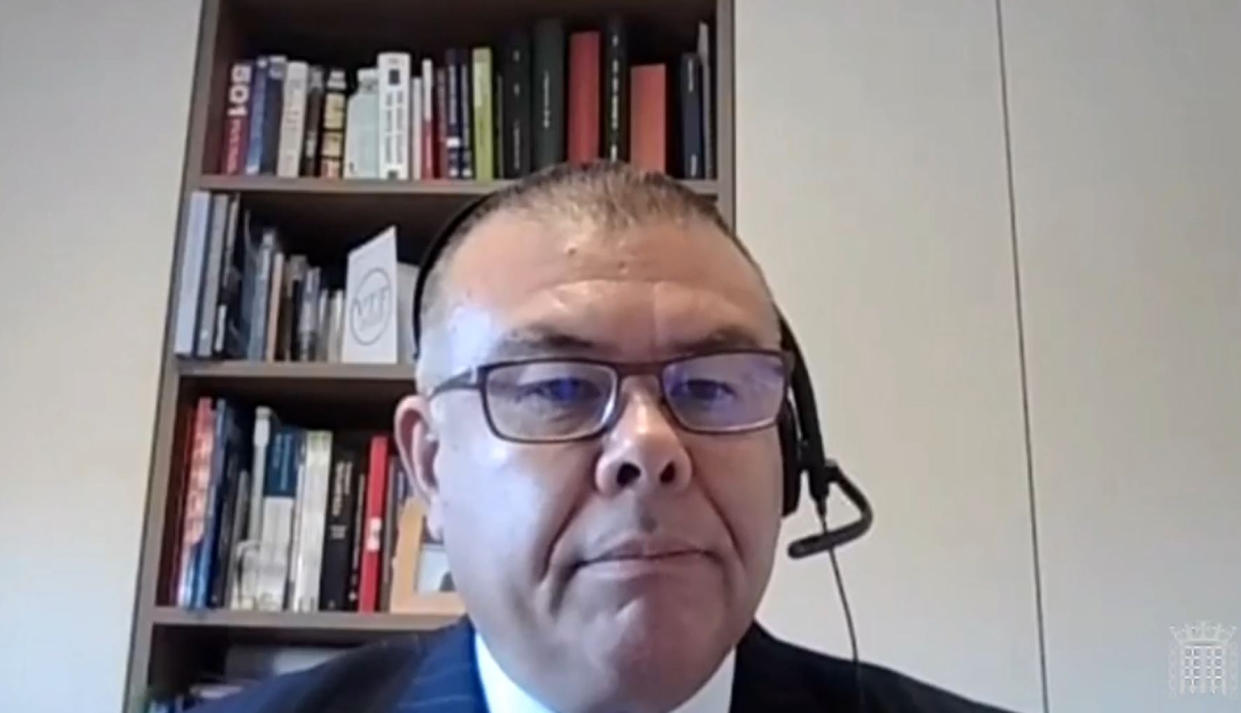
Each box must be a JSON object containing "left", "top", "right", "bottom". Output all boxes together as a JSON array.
[
  {"left": 217, "top": 17, "right": 715, "bottom": 180},
  {"left": 171, "top": 191, "right": 348, "bottom": 361},
  {"left": 169, "top": 398, "right": 425, "bottom": 615}
]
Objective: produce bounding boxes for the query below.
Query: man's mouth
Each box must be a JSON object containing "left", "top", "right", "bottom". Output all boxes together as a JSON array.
[{"left": 575, "top": 536, "right": 713, "bottom": 574}]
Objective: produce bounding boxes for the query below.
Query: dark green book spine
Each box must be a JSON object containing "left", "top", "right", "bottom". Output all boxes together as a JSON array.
[{"left": 532, "top": 18, "right": 566, "bottom": 169}]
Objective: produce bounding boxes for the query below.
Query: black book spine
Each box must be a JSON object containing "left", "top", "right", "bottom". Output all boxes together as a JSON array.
[
  {"left": 208, "top": 407, "right": 243, "bottom": 608},
  {"left": 445, "top": 50, "right": 461, "bottom": 178},
  {"left": 319, "top": 449, "right": 356, "bottom": 611},
  {"left": 346, "top": 451, "right": 368, "bottom": 610},
  {"left": 493, "top": 70, "right": 505, "bottom": 179},
  {"left": 459, "top": 52, "right": 474, "bottom": 179},
  {"left": 301, "top": 66, "right": 325, "bottom": 176},
  {"left": 503, "top": 30, "right": 531, "bottom": 177},
  {"left": 260, "top": 58, "right": 286, "bottom": 174},
  {"left": 603, "top": 15, "right": 628, "bottom": 161},
  {"left": 532, "top": 18, "right": 566, "bottom": 170},
  {"left": 679, "top": 53, "right": 703, "bottom": 179}
]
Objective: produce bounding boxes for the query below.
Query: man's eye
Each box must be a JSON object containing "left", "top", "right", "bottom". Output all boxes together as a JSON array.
[
  {"left": 517, "top": 378, "right": 603, "bottom": 404},
  {"left": 671, "top": 378, "right": 737, "bottom": 404}
]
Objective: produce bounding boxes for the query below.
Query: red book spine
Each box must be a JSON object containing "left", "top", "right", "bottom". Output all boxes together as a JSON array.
[
  {"left": 629, "top": 64, "right": 666, "bottom": 173},
  {"left": 358, "top": 434, "right": 390, "bottom": 612},
  {"left": 568, "top": 32, "right": 601, "bottom": 163},
  {"left": 221, "top": 61, "right": 253, "bottom": 175},
  {"left": 435, "top": 67, "right": 449, "bottom": 179},
  {"left": 176, "top": 398, "right": 215, "bottom": 607},
  {"left": 421, "top": 67, "right": 436, "bottom": 179}
]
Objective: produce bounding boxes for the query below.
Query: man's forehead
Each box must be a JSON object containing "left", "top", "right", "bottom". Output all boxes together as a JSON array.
[{"left": 432, "top": 210, "right": 779, "bottom": 362}]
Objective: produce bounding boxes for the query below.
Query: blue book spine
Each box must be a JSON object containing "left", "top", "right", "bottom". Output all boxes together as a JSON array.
[
  {"left": 192, "top": 400, "right": 230, "bottom": 608},
  {"left": 246, "top": 230, "right": 275, "bottom": 360},
  {"left": 244, "top": 56, "right": 269, "bottom": 175}
]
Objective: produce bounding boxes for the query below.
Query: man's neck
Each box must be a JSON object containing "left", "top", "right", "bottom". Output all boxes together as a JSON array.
[{"left": 473, "top": 633, "right": 736, "bottom": 713}]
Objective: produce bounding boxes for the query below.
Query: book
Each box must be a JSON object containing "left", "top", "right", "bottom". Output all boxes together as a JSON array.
[
  {"left": 679, "top": 53, "right": 704, "bottom": 179},
  {"left": 212, "top": 200, "right": 244, "bottom": 356},
  {"left": 232, "top": 405, "right": 272, "bottom": 609},
  {"left": 472, "top": 48, "right": 494, "bottom": 180},
  {"left": 176, "top": 398, "right": 215, "bottom": 607},
  {"left": 568, "top": 32, "right": 601, "bottom": 163},
  {"left": 532, "top": 18, "right": 566, "bottom": 170},
  {"left": 300, "top": 66, "right": 325, "bottom": 177},
  {"left": 346, "top": 447, "right": 368, "bottom": 610},
  {"left": 319, "top": 444, "right": 359, "bottom": 610},
  {"left": 420, "top": 59, "right": 435, "bottom": 178},
  {"left": 289, "top": 431, "right": 333, "bottom": 612},
  {"left": 435, "top": 66, "right": 448, "bottom": 178},
  {"left": 377, "top": 52, "right": 411, "bottom": 180},
  {"left": 256, "top": 424, "right": 299, "bottom": 610},
  {"left": 410, "top": 77, "right": 422, "bottom": 180},
  {"left": 630, "top": 64, "right": 667, "bottom": 173},
  {"left": 358, "top": 435, "right": 390, "bottom": 612},
  {"left": 295, "top": 266, "right": 320, "bottom": 361},
  {"left": 344, "top": 68, "right": 380, "bottom": 178},
  {"left": 603, "top": 16, "right": 629, "bottom": 161},
  {"left": 502, "top": 29, "right": 531, "bottom": 177},
  {"left": 493, "top": 68, "right": 505, "bottom": 179},
  {"left": 698, "top": 22, "right": 714, "bottom": 179},
  {"left": 173, "top": 191, "right": 212, "bottom": 356},
  {"left": 192, "top": 400, "right": 231, "bottom": 608},
  {"left": 195, "top": 193, "right": 231, "bottom": 357},
  {"left": 245, "top": 228, "right": 277, "bottom": 360},
  {"left": 326, "top": 290, "right": 345, "bottom": 362},
  {"left": 318, "top": 68, "right": 347, "bottom": 178},
  {"left": 222, "top": 61, "right": 253, "bottom": 174},
  {"left": 209, "top": 405, "right": 249, "bottom": 608},
  {"left": 342, "top": 227, "right": 399, "bottom": 364},
  {"left": 277, "top": 61, "right": 309, "bottom": 177},
  {"left": 445, "top": 50, "right": 461, "bottom": 178},
  {"left": 264, "top": 251, "right": 285, "bottom": 360},
  {"left": 244, "top": 56, "right": 270, "bottom": 175},
  {"left": 260, "top": 56, "right": 287, "bottom": 174},
  {"left": 379, "top": 455, "right": 402, "bottom": 611},
  {"left": 459, "top": 50, "right": 474, "bottom": 179}
]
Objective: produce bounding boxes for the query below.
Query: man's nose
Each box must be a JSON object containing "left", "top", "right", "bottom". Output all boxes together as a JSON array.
[{"left": 594, "top": 378, "right": 693, "bottom": 497}]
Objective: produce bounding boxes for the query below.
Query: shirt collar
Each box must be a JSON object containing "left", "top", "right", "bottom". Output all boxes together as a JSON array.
[{"left": 474, "top": 633, "right": 735, "bottom": 713}]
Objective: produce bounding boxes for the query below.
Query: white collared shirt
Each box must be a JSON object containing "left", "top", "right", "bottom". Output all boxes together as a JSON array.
[{"left": 474, "top": 633, "right": 735, "bottom": 713}]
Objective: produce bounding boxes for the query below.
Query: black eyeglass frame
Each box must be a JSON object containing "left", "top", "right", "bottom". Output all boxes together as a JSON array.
[{"left": 426, "top": 349, "right": 795, "bottom": 444}]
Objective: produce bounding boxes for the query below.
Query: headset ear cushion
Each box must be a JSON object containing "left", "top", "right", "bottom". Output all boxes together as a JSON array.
[{"left": 778, "top": 403, "right": 801, "bottom": 516}]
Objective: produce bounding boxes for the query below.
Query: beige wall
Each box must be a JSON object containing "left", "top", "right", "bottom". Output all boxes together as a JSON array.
[
  {"left": 0, "top": 1, "right": 199, "bottom": 711},
  {"left": 1, "top": 2, "right": 1238, "bottom": 713}
]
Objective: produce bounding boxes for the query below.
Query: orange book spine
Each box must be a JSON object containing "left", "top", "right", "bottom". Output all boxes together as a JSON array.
[
  {"left": 629, "top": 64, "right": 666, "bottom": 173},
  {"left": 568, "top": 32, "right": 601, "bottom": 163}
]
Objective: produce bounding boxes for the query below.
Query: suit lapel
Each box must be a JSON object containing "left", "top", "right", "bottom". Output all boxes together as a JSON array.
[{"left": 393, "top": 618, "right": 489, "bottom": 713}]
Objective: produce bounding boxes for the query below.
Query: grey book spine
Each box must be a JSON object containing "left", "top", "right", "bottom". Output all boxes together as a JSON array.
[{"left": 196, "top": 194, "right": 231, "bottom": 357}]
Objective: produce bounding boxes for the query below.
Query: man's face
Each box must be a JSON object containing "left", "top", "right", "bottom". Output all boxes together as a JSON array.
[{"left": 396, "top": 210, "right": 784, "bottom": 713}]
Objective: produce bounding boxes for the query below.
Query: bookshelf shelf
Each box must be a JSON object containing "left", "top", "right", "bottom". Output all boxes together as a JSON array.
[{"left": 130, "top": 0, "right": 735, "bottom": 708}]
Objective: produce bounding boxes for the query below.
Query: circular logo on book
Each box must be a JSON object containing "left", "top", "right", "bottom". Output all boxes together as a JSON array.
[{"left": 349, "top": 267, "right": 393, "bottom": 345}]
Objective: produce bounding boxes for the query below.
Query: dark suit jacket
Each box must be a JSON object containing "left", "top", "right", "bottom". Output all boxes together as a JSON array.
[{"left": 195, "top": 619, "right": 1013, "bottom": 712}]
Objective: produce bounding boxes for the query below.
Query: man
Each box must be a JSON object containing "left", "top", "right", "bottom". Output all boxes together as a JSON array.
[{"left": 199, "top": 163, "right": 1011, "bottom": 712}]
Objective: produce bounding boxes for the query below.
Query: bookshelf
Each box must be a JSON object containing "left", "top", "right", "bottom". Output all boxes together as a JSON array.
[{"left": 125, "top": 0, "right": 735, "bottom": 710}]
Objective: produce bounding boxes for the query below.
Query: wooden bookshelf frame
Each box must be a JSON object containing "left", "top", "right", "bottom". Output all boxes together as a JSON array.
[{"left": 123, "top": 0, "right": 735, "bottom": 710}]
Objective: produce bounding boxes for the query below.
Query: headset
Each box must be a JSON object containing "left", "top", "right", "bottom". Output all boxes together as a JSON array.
[{"left": 412, "top": 183, "right": 875, "bottom": 710}]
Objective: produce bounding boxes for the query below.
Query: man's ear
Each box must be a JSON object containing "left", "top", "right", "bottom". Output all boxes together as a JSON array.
[{"left": 394, "top": 394, "right": 445, "bottom": 540}]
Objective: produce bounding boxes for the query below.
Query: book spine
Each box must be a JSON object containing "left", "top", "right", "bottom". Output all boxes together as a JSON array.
[
  {"left": 629, "top": 64, "right": 667, "bottom": 173},
  {"left": 410, "top": 77, "right": 422, "bottom": 180},
  {"left": 318, "top": 68, "right": 347, "bottom": 178},
  {"left": 291, "top": 431, "right": 332, "bottom": 612},
  {"left": 211, "top": 196, "right": 242, "bottom": 356},
  {"left": 209, "top": 407, "right": 246, "bottom": 608},
  {"left": 176, "top": 398, "right": 215, "bottom": 607},
  {"left": 164, "top": 402, "right": 197, "bottom": 604},
  {"left": 195, "top": 193, "right": 230, "bottom": 357},
  {"left": 493, "top": 69, "right": 505, "bottom": 179},
  {"left": 284, "top": 429, "right": 308, "bottom": 609},
  {"left": 445, "top": 50, "right": 461, "bottom": 178},
  {"left": 568, "top": 32, "right": 601, "bottom": 163},
  {"left": 603, "top": 16, "right": 629, "bottom": 161},
  {"left": 300, "top": 66, "right": 325, "bottom": 177},
  {"left": 697, "top": 22, "right": 714, "bottom": 179},
  {"left": 244, "top": 56, "right": 269, "bottom": 176},
  {"left": 327, "top": 290, "right": 345, "bottom": 362},
  {"left": 532, "top": 18, "right": 566, "bottom": 170},
  {"left": 378, "top": 52, "right": 412, "bottom": 180},
  {"left": 295, "top": 266, "right": 320, "bottom": 361},
  {"left": 192, "top": 400, "right": 230, "bottom": 608},
  {"left": 472, "top": 48, "right": 494, "bottom": 180},
  {"left": 503, "top": 30, "right": 531, "bottom": 177},
  {"left": 314, "top": 288, "right": 330, "bottom": 362},
  {"left": 420, "top": 60, "right": 434, "bottom": 179},
  {"left": 346, "top": 451, "right": 368, "bottom": 610},
  {"left": 319, "top": 447, "right": 356, "bottom": 610},
  {"left": 246, "top": 229, "right": 275, "bottom": 360},
  {"left": 255, "top": 425, "right": 290, "bottom": 610},
  {"left": 222, "top": 61, "right": 253, "bottom": 175},
  {"left": 234, "top": 212, "right": 258, "bottom": 358},
  {"left": 358, "top": 435, "right": 390, "bottom": 612},
  {"left": 260, "top": 57, "right": 287, "bottom": 174},
  {"left": 379, "top": 455, "right": 401, "bottom": 611},
  {"left": 264, "top": 251, "right": 284, "bottom": 360},
  {"left": 173, "top": 191, "right": 212, "bottom": 356},
  {"left": 459, "top": 51, "right": 474, "bottom": 179},
  {"left": 679, "top": 53, "right": 703, "bottom": 179},
  {"left": 344, "top": 69, "right": 379, "bottom": 178},
  {"left": 434, "top": 66, "right": 448, "bottom": 178},
  {"left": 277, "top": 61, "right": 309, "bottom": 177},
  {"left": 247, "top": 407, "right": 271, "bottom": 552}
]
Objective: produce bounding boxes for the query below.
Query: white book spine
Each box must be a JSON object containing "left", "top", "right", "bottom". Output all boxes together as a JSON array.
[
  {"left": 327, "top": 290, "right": 344, "bottom": 362},
  {"left": 410, "top": 77, "right": 422, "bottom": 180},
  {"left": 285, "top": 436, "right": 308, "bottom": 609},
  {"left": 377, "top": 52, "right": 411, "bottom": 180},
  {"left": 256, "top": 496, "right": 294, "bottom": 611},
  {"left": 173, "top": 191, "right": 212, "bottom": 355},
  {"left": 344, "top": 69, "right": 380, "bottom": 178},
  {"left": 248, "top": 408, "right": 271, "bottom": 544},
  {"left": 292, "top": 431, "right": 332, "bottom": 612},
  {"left": 421, "top": 58, "right": 434, "bottom": 124},
  {"left": 277, "top": 61, "right": 309, "bottom": 177}
]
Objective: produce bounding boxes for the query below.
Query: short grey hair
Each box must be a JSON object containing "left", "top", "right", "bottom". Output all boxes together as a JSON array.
[{"left": 416, "top": 161, "right": 767, "bottom": 382}]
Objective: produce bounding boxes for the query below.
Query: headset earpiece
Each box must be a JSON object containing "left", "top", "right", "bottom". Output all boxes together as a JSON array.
[{"left": 778, "top": 402, "right": 802, "bottom": 516}]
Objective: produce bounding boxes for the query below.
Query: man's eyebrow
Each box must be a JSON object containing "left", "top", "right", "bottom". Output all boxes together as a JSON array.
[
  {"left": 666, "top": 325, "right": 768, "bottom": 354},
  {"left": 487, "top": 326, "right": 602, "bottom": 359}
]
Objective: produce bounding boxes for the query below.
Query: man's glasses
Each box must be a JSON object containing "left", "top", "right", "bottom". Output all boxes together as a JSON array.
[{"left": 427, "top": 350, "right": 794, "bottom": 443}]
